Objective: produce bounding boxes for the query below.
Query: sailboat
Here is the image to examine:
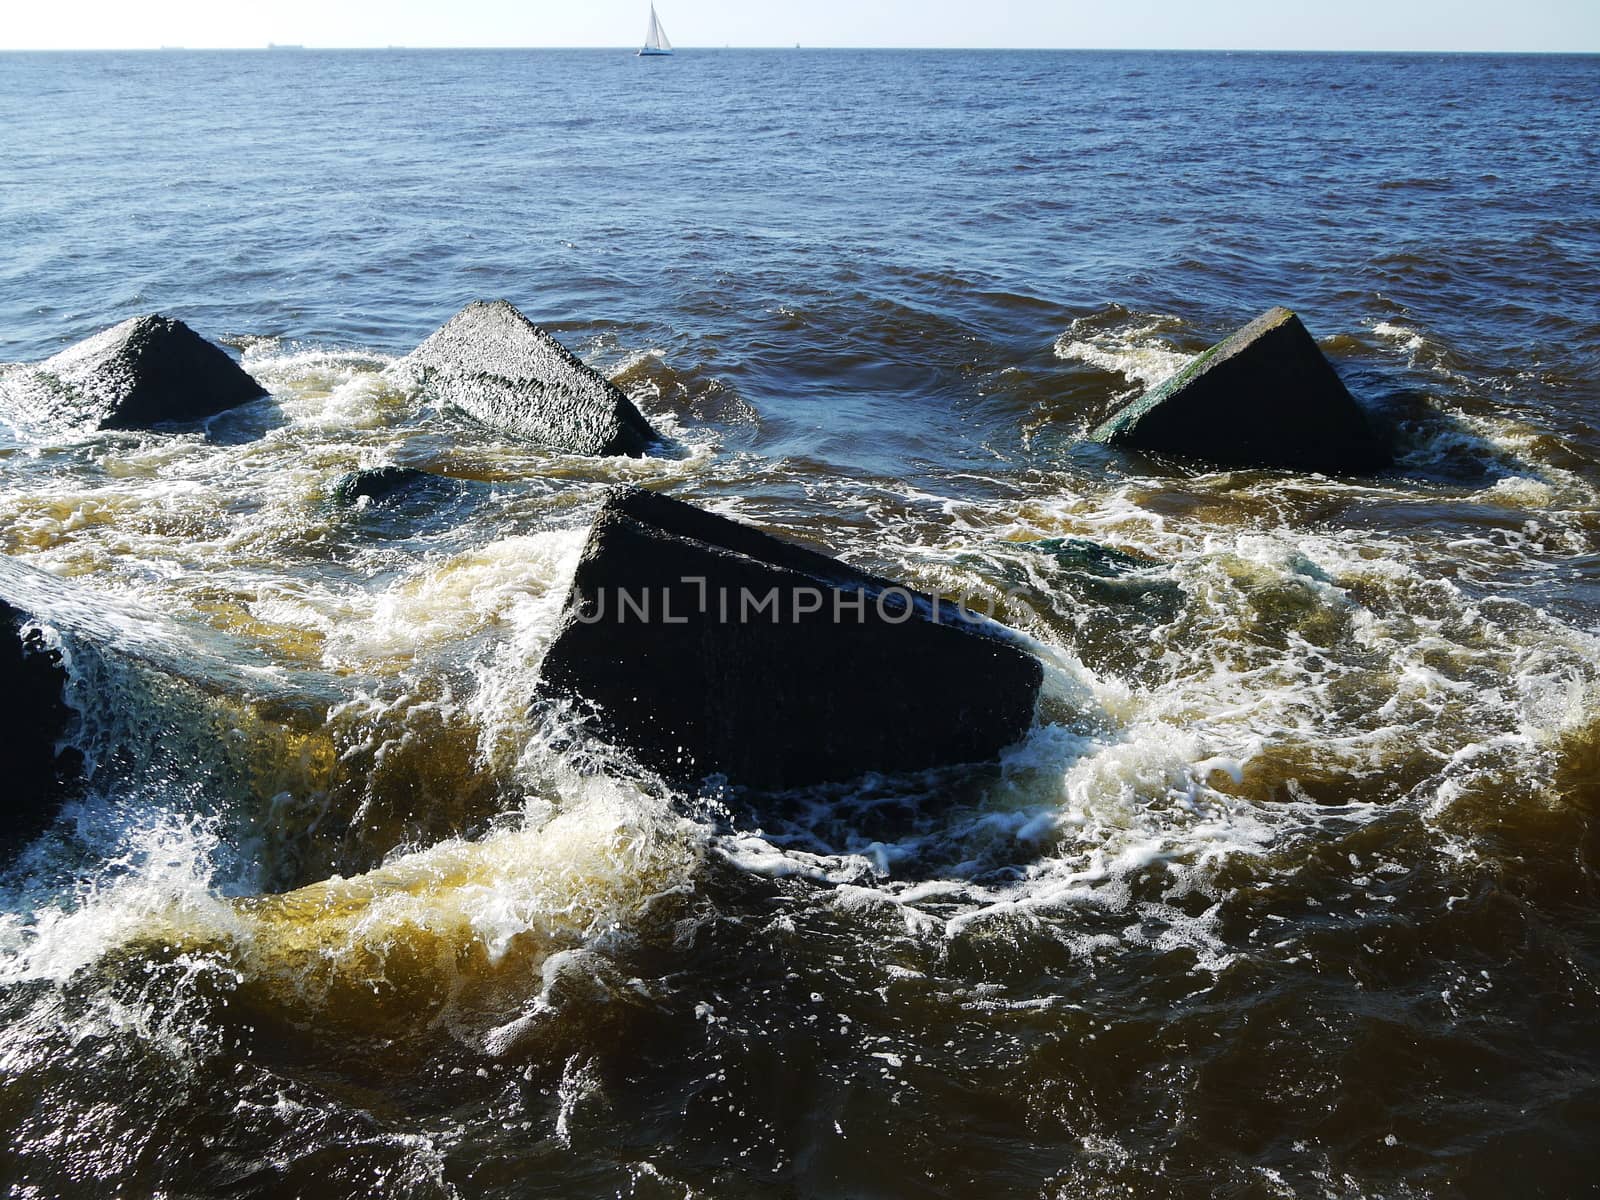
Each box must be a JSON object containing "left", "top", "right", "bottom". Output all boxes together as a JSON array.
[{"left": 638, "top": 3, "right": 673, "bottom": 56}]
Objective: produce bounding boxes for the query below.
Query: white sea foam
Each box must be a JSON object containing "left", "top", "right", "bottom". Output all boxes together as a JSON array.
[
  {"left": 1052, "top": 312, "right": 1193, "bottom": 392},
  {"left": 0, "top": 810, "right": 244, "bottom": 986},
  {"left": 3, "top": 315, "right": 1599, "bottom": 1080},
  {"left": 712, "top": 474, "right": 1600, "bottom": 965},
  {"left": 1372, "top": 320, "right": 1426, "bottom": 353},
  {"left": 325, "top": 530, "right": 584, "bottom": 668},
  {"left": 2, "top": 762, "right": 704, "bottom": 1062}
]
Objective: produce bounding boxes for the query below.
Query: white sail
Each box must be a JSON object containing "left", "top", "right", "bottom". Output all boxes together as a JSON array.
[{"left": 642, "top": 4, "right": 672, "bottom": 53}]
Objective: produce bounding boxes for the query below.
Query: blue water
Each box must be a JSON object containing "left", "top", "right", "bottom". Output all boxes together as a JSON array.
[
  {"left": 4, "top": 50, "right": 1597, "bottom": 429},
  {"left": 3, "top": 48, "right": 1600, "bottom": 1200}
]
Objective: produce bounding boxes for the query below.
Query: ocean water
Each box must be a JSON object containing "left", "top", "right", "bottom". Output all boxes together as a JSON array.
[{"left": 1, "top": 46, "right": 1599, "bottom": 1199}]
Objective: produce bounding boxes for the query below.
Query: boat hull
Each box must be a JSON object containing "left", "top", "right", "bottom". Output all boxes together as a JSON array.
[{"left": 638, "top": 48, "right": 672, "bottom": 56}]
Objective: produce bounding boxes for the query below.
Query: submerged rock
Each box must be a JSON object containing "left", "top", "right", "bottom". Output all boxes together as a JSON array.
[
  {"left": 330, "top": 464, "right": 436, "bottom": 506},
  {"left": 0, "top": 597, "right": 81, "bottom": 856},
  {"left": 389, "top": 300, "right": 659, "bottom": 457},
  {"left": 1088, "top": 306, "right": 1390, "bottom": 473},
  {"left": 0, "top": 314, "right": 267, "bottom": 433},
  {"left": 1022, "top": 537, "right": 1183, "bottom": 618},
  {"left": 1025, "top": 536, "right": 1163, "bottom": 578},
  {"left": 535, "top": 487, "right": 1043, "bottom": 790},
  {"left": 328, "top": 464, "right": 484, "bottom": 544}
]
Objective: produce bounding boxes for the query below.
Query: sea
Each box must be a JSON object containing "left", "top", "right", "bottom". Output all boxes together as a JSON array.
[{"left": 1, "top": 47, "right": 1598, "bottom": 1199}]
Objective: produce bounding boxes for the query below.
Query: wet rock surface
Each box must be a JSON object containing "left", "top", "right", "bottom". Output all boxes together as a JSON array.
[
  {"left": 535, "top": 487, "right": 1044, "bottom": 790},
  {"left": 1089, "top": 306, "right": 1391, "bottom": 473},
  {"left": 0, "top": 596, "right": 80, "bottom": 856},
  {"left": 388, "top": 300, "right": 660, "bottom": 457},
  {"left": 330, "top": 465, "right": 438, "bottom": 506},
  {"left": 0, "top": 314, "right": 267, "bottom": 433}
]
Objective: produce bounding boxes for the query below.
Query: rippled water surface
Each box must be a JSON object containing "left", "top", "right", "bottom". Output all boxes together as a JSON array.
[{"left": 2, "top": 47, "right": 1599, "bottom": 1199}]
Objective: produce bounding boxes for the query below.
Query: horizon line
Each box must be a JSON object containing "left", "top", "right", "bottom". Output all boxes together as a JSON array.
[{"left": 3, "top": 44, "right": 1597, "bottom": 55}]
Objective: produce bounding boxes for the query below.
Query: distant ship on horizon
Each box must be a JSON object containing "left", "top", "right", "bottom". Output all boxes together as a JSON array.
[{"left": 638, "top": 4, "right": 672, "bottom": 56}]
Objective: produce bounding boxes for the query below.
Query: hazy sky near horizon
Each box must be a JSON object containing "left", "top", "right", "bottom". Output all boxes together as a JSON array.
[{"left": 3, "top": 0, "right": 1598, "bottom": 52}]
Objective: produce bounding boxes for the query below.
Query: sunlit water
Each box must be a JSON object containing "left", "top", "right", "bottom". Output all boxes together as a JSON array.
[{"left": 1, "top": 48, "right": 1599, "bottom": 1199}]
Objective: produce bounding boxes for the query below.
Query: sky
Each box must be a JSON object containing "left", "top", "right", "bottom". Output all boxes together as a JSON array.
[{"left": 2, "top": 0, "right": 1598, "bottom": 52}]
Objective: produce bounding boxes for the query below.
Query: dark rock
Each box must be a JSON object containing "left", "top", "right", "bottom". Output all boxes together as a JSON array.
[
  {"left": 1019, "top": 537, "right": 1186, "bottom": 628},
  {"left": 0, "top": 598, "right": 81, "bottom": 856},
  {"left": 1089, "top": 306, "right": 1390, "bottom": 473},
  {"left": 389, "top": 300, "right": 659, "bottom": 457},
  {"left": 0, "top": 314, "right": 267, "bottom": 433},
  {"left": 328, "top": 465, "right": 485, "bottom": 542},
  {"left": 331, "top": 465, "right": 436, "bottom": 506},
  {"left": 1025, "top": 536, "right": 1163, "bottom": 577},
  {"left": 535, "top": 487, "right": 1043, "bottom": 790}
]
